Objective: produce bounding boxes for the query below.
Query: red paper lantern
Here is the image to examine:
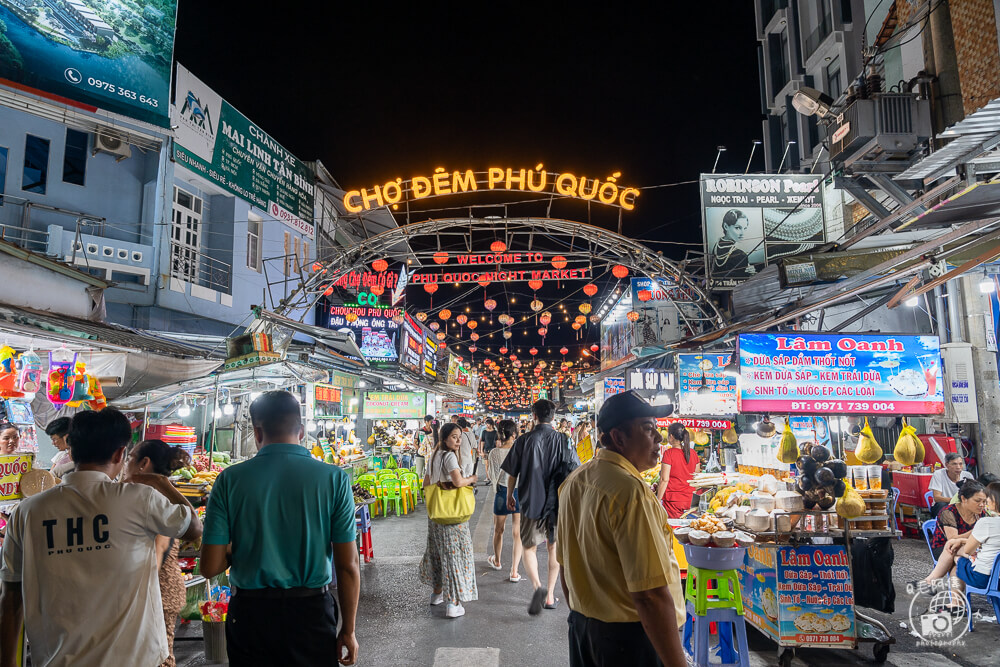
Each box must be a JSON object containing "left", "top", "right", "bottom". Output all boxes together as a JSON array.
[
  {"left": 583, "top": 283, "right": 598, "bottom": 297},
  {"left": 484, "top": 299, "right": 497, "bottom": 311},
  {"left": 637, "top": 289, "right": 652, "bottom": 302},
  {"left": 456, "top": 314, "right": 468, "bottom": 325},
  {"left": 528, "top": 280, "right": 543, "bottom": 291},
  {"left": 469, "top": 345, "right": 477, "bottom": 353},
  {"left": 509, "top": 355, "right": 517, "bottom": 362},
  {"left": 467, "top": 320, "right": 478, "bottom": 330},
  {"left": 627, "top": 311, "right": 640, "bottom": 322},
  {"left": 572, "top": 322, "right": 581, "bottom": 330},
  {"left": 372, "top": 259, "right": 388, "bottom": 272},
  {"left": 424, "top": 283, "right": 438, "bottom": 294},
  {"left": 490, "top": 240, "right": 507, "bottom": 253},
  {"left": 478, "top": 278, "right": 491, "bottom": 287},
  {"left": 369, "top": 284, "right": 384, "bottom": 296},
  {"left": 529, "top": 347, "right": 538, "bottom": 356},
  {"left": 612, "top": 265, "right": 629, "bottom": 279},
  {"left": 439, "top": 309, "right": 451, "bottom": 320},
  {"left": 436, "top": 332, "right": 446, "bottom": 340},
  {"left": 538, "top": 327, "right": 548, "bottom": 336},
  {"left": 470, "top": 332, "right": 479, "bottom": 341},
  {"left": 560, "top": 347, "right": 569, "bottom": 356},
  {"left": 346, "top": 313, "right": 358, "bottom": 323},
  {"left": 539, "top": 312, "right": 552, "bottom": 326},
  {"left": 500, "top": 347, "right": 509, "bottom": 354},
  {"left": 323, "top": 286, "right": 333, "bottom": 296},
  {"left": 590, "top": 344, "right": 600, "bottom": 352},
  {"left": 312, "top": 262, "right": 323, "bottom": 272},
  {"left": 552, "top": 256, "right": 568, "bottom": 269}
]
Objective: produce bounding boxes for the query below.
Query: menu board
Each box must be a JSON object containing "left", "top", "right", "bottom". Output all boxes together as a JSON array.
[
  {"left": 363, "top": 392, "right": 426, "bottom": 419},
  {"left": 400, "top": 314, "right": 424, "bottom": 374},
  {"left": 775, "top": 545, "right": 855, "bottom": 648},
  {"left": 738, "top": 333, "right": 944, "bottom": 415},
  {"left": 677, "top": 352, "right": 737, "bottom": 416},
  {"left": 423, "top": 336, "right": 438, "bottom": 379},
  {"left": 313, "top": 384, "right": 342, "bottom": 420}
]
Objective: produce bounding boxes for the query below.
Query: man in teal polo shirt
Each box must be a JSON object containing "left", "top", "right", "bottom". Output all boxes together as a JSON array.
[{"left": 201, "top": 391, "right": 360, "bottom": 666}]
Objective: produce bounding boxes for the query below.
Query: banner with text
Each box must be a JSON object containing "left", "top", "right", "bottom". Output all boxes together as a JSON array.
[
  {"left": 678, "top": 352, "right": 737, "bottom": 416},
  {"left": 738, "top": 333, "right": 944, "bottom": 415},
  {"left": 0, "top": 1, "right": 177, "bottom": 125},
  {"left": 363, "top": 392, "right": 425, "bottom": 419},
  {"left": 173, "top": 64, "right": 315, "bottom": 237},
  {"left": 701, "top": 174, "right": 825, "bottom": 289}
]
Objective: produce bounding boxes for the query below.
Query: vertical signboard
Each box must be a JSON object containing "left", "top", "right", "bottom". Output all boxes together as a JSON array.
[
  {"left": 173, "top": 64, "right": 315, "bottom": 237},
  {"left": 600, "top": 291, "right": 635, "bottom": 371},
  {"left": 399, "top": 313, "right": 424, "bottom": 374},
  {"left": 423, "top": 335, "right": 438, "bottom": 379},
  {"left": 701, "top": 174, "right": 825, "bottom": 289},
  {"left": 0, "top": 1, "right": 177, "bottom": 126}
]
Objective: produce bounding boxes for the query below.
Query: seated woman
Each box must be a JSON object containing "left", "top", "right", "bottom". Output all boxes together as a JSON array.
[
  {"left": 929, "top": 481, "right": 986, "bottom": 560},
  {"left": 924, "top": 482, "right": 1000, "bottom": 592}
]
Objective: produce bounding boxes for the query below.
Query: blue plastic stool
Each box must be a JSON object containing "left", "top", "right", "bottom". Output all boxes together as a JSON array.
[{"left": 682, "top": 601, "right": 750, "bottom": 667}]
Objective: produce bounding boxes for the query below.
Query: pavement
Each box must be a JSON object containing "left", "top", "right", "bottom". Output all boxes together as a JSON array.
[{"left": 176, "top": 485, "right": 1000, "bottom": 666}]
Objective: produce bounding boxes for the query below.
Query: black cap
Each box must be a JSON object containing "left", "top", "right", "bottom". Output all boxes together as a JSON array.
[{"left": 597, "top": 390, "right": 674, "bottom": 433}]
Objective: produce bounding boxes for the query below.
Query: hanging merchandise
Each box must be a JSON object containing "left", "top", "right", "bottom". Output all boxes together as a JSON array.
[
  {"left": 47, "top": 348, "right": 78, "bottom": 407},
  {"left": 0, "top": 346, "right": 23, "bottom": 399},
  {"left": 66, "top": 362, "right": 96, "bottom": 407},
  {"left": 16, "top": 349, "right": 42, "bottom": 394},
  {"left": 87, "top": 376, "right": 107, "bottom": 411}
]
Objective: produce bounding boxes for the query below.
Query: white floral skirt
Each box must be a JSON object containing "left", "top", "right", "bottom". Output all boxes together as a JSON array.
[{"left": 420, "top": 519, "right": 479, "bottom": 604}]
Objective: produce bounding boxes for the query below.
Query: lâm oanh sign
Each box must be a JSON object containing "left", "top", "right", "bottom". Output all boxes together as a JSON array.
[
  {"left": 343, "top": 166, "right": 639, "bottom": 213},
  {"left": 738, "top": 333, "right": 944, "bottom": 415}
]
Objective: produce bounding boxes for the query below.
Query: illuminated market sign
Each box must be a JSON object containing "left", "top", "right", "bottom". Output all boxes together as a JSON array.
[
  {"left": 737, "top": 333, "right": 944, "bottom": 416},
  {"left": 677, "top": 352, "right": 737, "bottom": 416},
  {"left": 411, "top": 267, "right": 592, "bottom": 284},
  {"left": 363, "top": 392, "right": 426, "bottom": 419},
  {"left": 324, "top": 303, "right": 402, "bottom": 362},
  {"left": 343, "top": 166, "right": 640, "bottom": 213},
  {"left": 332, "top": 271, "right": 399, "bottom": 290}
]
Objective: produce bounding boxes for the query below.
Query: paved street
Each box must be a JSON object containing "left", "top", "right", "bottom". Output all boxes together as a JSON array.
[{"left": 177, "top": 489, "right": 1000, "bottom": 666}]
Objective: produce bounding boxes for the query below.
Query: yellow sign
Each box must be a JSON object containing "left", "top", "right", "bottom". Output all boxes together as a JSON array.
[
  {"left": 344, "top": 165, "right": 640, "bottom": 213},
  {"left": 0, "top": 454, "right": 33, "bottom": 500}
]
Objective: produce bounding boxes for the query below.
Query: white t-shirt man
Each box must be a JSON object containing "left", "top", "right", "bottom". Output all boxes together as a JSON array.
[
  {"left": 0, "top": 471, "right": 192, "bottom": 667},
  {"left": 929, "top": 467, "right": 974, "bottom": 500},
  {"left": 971, "top": 516, "right": 1000, "bottom": 575},
  {"left": 459, "top": 430, "right": 478, "bottom": 477}
]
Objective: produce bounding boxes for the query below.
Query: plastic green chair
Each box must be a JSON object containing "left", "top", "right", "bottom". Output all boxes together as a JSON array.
[
  {"left": 376, "top": 469, "right": 397, "bottom": 480},
  {"left": 356, "top": 474, "right": 377, "bottom": 486},
  {"left": 380, "top": 478, "right": 407, "bottom": 516},
  {"left": 355, "top": 476, "right": 381, "bottom": 516},
  {"left": 399, "top": 472, "right": 421, "bottom": 504}
]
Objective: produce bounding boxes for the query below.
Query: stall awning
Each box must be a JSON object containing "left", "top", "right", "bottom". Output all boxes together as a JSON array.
[
  {"left": 253, "top": 309, "right": 366, "bottom": 363},
  {"left": 896, "top": 97, "right": 1000, "bottom": 184}
]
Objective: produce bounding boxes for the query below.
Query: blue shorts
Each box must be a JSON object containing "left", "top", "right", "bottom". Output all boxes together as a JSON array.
[
  {"left": 494, "top": 484, "right": 520, "bottom": 515},
  {"left": 956, "top": 557, "right": 991, "bottom": 589}
]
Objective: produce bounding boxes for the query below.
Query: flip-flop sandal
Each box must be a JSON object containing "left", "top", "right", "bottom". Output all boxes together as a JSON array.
[
  {"left": 544, "top": 598, "right": 560, "bottom": 609},
  {"left": 508, "top": 574, "right": 522, "bottom": 582},
  {"left": 487, "top": 555, "right": 503, "bottom": 570}
]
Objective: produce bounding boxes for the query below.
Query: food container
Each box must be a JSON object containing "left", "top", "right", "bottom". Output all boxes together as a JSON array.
[
  {"left": 735, "top": 506, "right": 750, "bottom": 526},
  {"left": 745, "top": 508, "right": 771, "bottom": 532},
  {"left": 712, "top": 531, "right": 736, "bottom": 547},
  {"left": 673, "top": 527, "right": 691, "bottom": 544},
  {"left": 734, "top": 530, "right": 754, "bottom": 548},
  {"left": 851, "top": 466, "right": 868, "bottom": 491},
  {"left": 688, "top": 529, "right": 711, "bottom": 546},
  {"left": 750, "top": 493, "right": 776, "bottom": 512},
  {"left": 773, "top": 511, "right": 792, "bottom": 533},
  {"left": 774, "top": 490, "right": 804, "bottom": 511},
  {"left": 683, "top": 544, "right": 748, "bottom": 570},
  {"left": 867, "top": 465, "right": 883, "bottom": 490}
]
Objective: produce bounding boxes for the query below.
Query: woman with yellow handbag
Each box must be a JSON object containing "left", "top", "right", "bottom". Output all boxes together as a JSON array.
[{"left": 420, "top": 422, "right": 479, "bottom": 618}]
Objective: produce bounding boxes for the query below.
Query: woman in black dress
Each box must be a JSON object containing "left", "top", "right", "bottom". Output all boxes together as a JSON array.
[{"left": 712, "top": 209, "right": 756, "bottom": 278}]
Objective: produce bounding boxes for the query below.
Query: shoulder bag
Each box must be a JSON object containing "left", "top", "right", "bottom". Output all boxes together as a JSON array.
[{"left": 425, "top": 453, "right": 475, "bottom": 525}]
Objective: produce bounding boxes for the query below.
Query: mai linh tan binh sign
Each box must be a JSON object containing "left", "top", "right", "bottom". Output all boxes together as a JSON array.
[{"left": 342, "top": 166, "right": 640, "bottom": 213}]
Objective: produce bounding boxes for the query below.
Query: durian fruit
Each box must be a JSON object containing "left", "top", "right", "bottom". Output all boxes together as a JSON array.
[
  {"left": 893, "top": 420, "right": 917, "bottom": 466},
  {"left": 836, "top": 481, "right": 866, "bottom": 519},
  {"left": 778, "top": 421, "right": 799, "bottom": 464},
  {"left": 854, "top": 417, "right": 883, "bottom": 464}
]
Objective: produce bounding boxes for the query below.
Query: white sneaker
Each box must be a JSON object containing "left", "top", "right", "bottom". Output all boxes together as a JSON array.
[
  {"left": 445, "top": 603, "right": 466, "bottom": 618},
  {"left": 430, "top": 592, "right": 444, "bottom": 606}
]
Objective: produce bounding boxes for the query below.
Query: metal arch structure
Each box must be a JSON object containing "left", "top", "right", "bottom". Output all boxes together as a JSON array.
[{"left": 274, "top": 217, "right": 725, "bottom": 336}]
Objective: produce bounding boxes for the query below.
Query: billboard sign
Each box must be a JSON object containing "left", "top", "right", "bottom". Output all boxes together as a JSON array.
[
  {"left": 399, "top": 314, "right": 423, "bottom": 374},
  {"left": 0, "top": 1, "right": 177, "bottom": 126},
  {"left": 321, "top": 302, "right": 401, "bottom": 363},
  {"left": 600, "top": 291, "right": 635, "bottom": 370},
  {"left": 173, "top": 64, "right": 315, "bottom": 237},
  {"left": 677, "top": 352, "right": 737, "bottom": 416},
  {"left": 738, "top": 333, "right": 945, "bottom": 415},
  {"left": 602, "top": 377, "right": 625, "bottom": 401},
  {"left": 447, "top": 353, "right": 470, "bottom": 387},
  {"left": 701, "top": 174, "right": 825, "bottom": 289},
  {"left": 363, "top": 392, "right": 425, "bottom": 419}
]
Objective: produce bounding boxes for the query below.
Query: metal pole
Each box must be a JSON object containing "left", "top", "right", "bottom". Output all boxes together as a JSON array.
[
  {"left": 208, "top": 374, "right": 220, "bottom": 463},
  {"left": 712, "top": 146, "right": 726, "bottom": 174},
  {"left": 745, "top": 141, "right": 761, "bottom": 174},
  {"left": 777, "top": 141, "right": 796, "bottom": 174}
]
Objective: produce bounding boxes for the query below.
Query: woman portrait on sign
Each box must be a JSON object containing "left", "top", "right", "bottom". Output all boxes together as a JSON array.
[{"left": 712, "top": 209, "right": 757, "bottom": 278}]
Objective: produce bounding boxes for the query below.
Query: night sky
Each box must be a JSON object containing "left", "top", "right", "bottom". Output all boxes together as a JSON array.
[
  {"left": 174, "top": 3, "right": 763, "bottom": 248},
  {"left": 173, "top": 3, "right": 763, "bottom": 404}
]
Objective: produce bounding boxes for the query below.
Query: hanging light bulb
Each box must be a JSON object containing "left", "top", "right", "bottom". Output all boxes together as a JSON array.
[
  {"left": 223, "top": 400, "right": 235, "bottom": 415},
  {"left": 177, "top": 400, "right": 191, "bottom": 418}
]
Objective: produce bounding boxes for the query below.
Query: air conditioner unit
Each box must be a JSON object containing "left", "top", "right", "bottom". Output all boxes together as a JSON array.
[
  {"left": 827, "top": 94, "right": 931, "bottom": 172},
  {"left": 93, "top": 130, "right": 132, "bottom": 162}
]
